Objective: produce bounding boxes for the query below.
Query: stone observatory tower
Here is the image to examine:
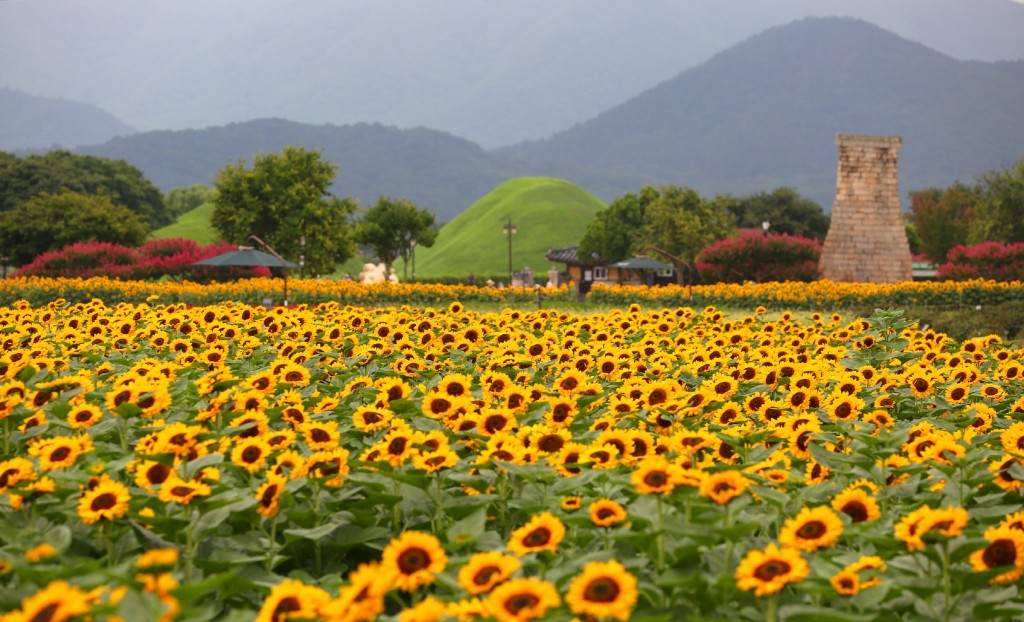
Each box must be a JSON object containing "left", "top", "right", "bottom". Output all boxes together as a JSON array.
[{"left": 819, "top": 134, "right": 912, "bottom": 282}]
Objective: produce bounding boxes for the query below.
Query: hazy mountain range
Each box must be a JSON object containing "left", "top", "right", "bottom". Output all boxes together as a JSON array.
[
  {"left": 3, "top": 0, "right": 1024, "bottom": 149},
  {"left": 2, "top": 10, "right": 1023, "bottom": 223}
]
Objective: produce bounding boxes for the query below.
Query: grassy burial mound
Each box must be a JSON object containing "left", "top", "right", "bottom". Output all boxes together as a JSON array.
[
  {"left": 412, "top": 177, "right": 605, "bottom": 280},
  {"left": 150, "top": 202, "right": 220, "bottom": 245}
]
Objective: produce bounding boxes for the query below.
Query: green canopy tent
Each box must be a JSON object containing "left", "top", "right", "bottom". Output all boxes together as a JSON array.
[{"left": 192, "top": 248, "right": 299, "bottom": 305}]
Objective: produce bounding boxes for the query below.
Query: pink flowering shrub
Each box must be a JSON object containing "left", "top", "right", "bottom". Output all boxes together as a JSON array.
[
  {"left": 937, "top": 241, "right": 1024, "bottom": 281},
  {"left": 15, "top": 241, "right": 143, "bottom": 279},
  {"left": 697, "top": 232, "right": 822, "bottom": 283},
  {"left": 16, "top": 239, "right": 270, "bottom": 281}
]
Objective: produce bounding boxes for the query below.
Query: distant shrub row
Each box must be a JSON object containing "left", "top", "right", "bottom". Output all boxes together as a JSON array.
[
  {"left": 696, "top": 231, "right": 822, "bottom": 283},
  {"left": 938, "top": 241, "right": 1024, "bottom": 282},
  {"left": 15, "top": 239, "right": 268, "bottom": 281}
]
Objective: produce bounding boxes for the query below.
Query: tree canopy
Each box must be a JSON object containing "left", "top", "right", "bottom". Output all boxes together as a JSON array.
[
  {"left": 968, "top": 157, "right": 1024, "bottom": 245},
  {"left": 907, "top": 183, "right": 977, "bottom": 264},
  {"left": 211, "top": 147, "right": 357, "bottom": 276},
  {"left": 0, "top": 150, "right": 169, "bottom": 227},
  {"left": 578, "top": 185, "right": 734, "bottom": 267},
  {"left": 716, "top": 187, "right": 831, "bottom": 241},
  {"left": 165, "top": 184, "right": 213, "bottom": 218},
  {"left": 0, "top": 190, "right": 150, "bottom": 267},
  {"left": 355, "top": 196, "right": 438, "bottom": 280}
]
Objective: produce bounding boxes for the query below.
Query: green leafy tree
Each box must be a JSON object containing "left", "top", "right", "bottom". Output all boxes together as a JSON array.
[
  {"left": 0, "top": 150, "right": 169, "bottom": 227},
  {"left": 0, "top": 190, "right": 150, "bottom": 266},
  {"left": 211, "top": 147, "right": 357, "bottom": 276},
  {"left": 577, "top": 187, "right": 658, "bottom": 263},
  {"left": 641, "top": 185, "right": 735, "bottom": 265},
  {"left": 717, "top": 187, "right": 831, "bottom": 241},
  {"left": 165, "top": 184, "right": 213, "bottom": 218},
  {"left": 355, "top": 196, "right": 438, "bottom": 280},
  {"left": 968, "top": 157, "right": 1024, "bottom": 244},
  {"left": 578, "top": 185, "right": 734, "bottom": 269},
  {"left": 907, "top": 183, "right": 977, "bottom": 263}
]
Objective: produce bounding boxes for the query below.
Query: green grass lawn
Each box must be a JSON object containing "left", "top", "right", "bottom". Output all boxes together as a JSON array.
[{"left": 151, "top": 203, "right": 220, "bottom": 244}]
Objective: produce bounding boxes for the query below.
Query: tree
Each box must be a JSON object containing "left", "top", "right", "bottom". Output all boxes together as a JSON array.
[
  {"left": 0, "top": 150, "right": 170, "bottom": 227},
  {"left": 578, "top": 185, "right": 734, "bottom": 269},
  {"left": 165, "top": 184, "right": 213, "bottom": 218},
  {"left": 355, "top": 196, "right": 438, "bottom": 280},
  {"left": 907, "top": 183, "right": 977, "bottom": 264},
  {"left": 211, "top": 147, "right": 357, "bottom": 276},
  {"left": 0, "top": 190, "right": 150, "bottom": 267},
  {"left": 716, "top": 187, "right": 831, "bottom": 241},
  {"left": 968, "top": 157, "right": 1024, "bottom": 245}
]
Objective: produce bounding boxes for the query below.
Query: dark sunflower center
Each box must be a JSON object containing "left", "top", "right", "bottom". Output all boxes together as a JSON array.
[
  {"left": 171, "top": 486, "right": 195, "bottom": 497},
  {"left": 397, "top": 547, "right": 430, "bottom": 574},
  {"left": 643, "top": 471, "right": 668, "bottom": 487},
  {"left": 473, "top": 566, "right": 499, "bottom": 585},
  {"left": 596, "top": 508, "right": 616, "bottom": 520},
  {"left": 147, "top": 464, "right": 171, "bottom": 484},
  {"left": 583, "top": 577, "right": 621, "bottom": 603},
  {"left": 538, "top": 435, "right": 564, "bottom": 453},
  {"left": 841, "top": 501, "right": 868, "bottom": 523},
  {"left": 983, "top": 540, "right": 1017, "bottom": 568},
  {"left": 272, "top": 596, "right": 301, "bottom": 621},
  {"left": 388, "top": 437, "right": 408, "bottom": 454},
  {"left": 835, "top": 402, "right": 852, "bottom": 417},
  {"left": 28, "top": 603, "right": 60, "bottom": 622},
  {"left": 242, "top": 447, "right": 262, "bottom": 462},
  {"left": 90, "top": 492, "right": 117, "bottom": 511},
  {"left": 753, "top": 560, "right": 791, "bottom": 581},
  {"left": 261, "top": 484, "right": 279, "bottom": 507},
  {"left": 75, "top": 411, "right": 94, "bottom": 422},
  {"left": 363, "top": 411, "right": 382, "bottom": 423},
  {"left": 913, "top": 378, "right": 929, "bottom": 392},
  {"left": 523, "top": 528, "right": 551, "bottom": 547},
  {"left": 649, "top": 389, "right": 667, "bottom": 406},
  {"left": 796, "top": 520, "right": 827, "bottom": 539},
  {"left": 50, "top": 446, "right": 72, "bottom": 462},
  {"left": 506, "top": 594, "right": 540, "bottom": 613}
]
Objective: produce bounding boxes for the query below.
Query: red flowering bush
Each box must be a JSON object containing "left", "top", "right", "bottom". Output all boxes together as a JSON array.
[
  {"left": 15, "top": 238, "right": 270, "bottom": 281},
  {"left": 937, "top": 241, "right": 1024, "bottom": 281},
  {"left": 696, "top": 232, "right": 822, "bottom": 283},
  {"left": 15, "top": 241, "right": 144, "bottom": 279}
]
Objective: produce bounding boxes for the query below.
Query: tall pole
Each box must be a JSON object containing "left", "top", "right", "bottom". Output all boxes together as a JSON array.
[
  {"left": 503, "top": 217, "right": 516, "bottom": 286},
  {"left": 248, "top": 235, "right": 289, "bottom": 306}
]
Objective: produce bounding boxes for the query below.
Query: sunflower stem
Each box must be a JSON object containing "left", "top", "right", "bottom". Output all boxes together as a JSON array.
[
  {"left": 434, "top": 472, "right": 444, "bottom": 533},
  {"left": 940, "top": 541, "right": 953, "bottom": 622},
  {"left": 655, "top": 493, "right": 666, "bottom": 574},
  {"left": 766, "top": 592, "right": 778, "bottom": 622},
  {"left": 184, "top": 505, "right": 196, "bottom": 583}
]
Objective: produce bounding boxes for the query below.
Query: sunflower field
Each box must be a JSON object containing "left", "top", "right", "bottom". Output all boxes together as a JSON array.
[{"left": 1, "top": 292, "right": 1024, "bottom": 621}]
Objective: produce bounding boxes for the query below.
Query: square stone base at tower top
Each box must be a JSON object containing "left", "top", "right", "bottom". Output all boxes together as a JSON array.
[{"left": 819, "top": 134, "right": 912, "bottom": 283}]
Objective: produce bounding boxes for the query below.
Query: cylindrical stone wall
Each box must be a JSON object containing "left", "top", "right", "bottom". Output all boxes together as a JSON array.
[{"left": 819, "top": 134, "right": 912, "bottom": 283}]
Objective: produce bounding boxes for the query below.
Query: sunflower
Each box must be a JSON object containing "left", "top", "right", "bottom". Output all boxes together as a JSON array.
[
  {"left": 778, "top": 506, "right": 844, "bottom": 551},
  {"left": 412, "top": 447, "right": 459, "bottom": 473},
  {"left": 457, "top": 551, "right": 521, "bottom": 596},
  {"left": 32, "top": 435, "right": 93, "bottom": 471},
  {"left": 438, "top": 373, "right": 474, "bottom": 398},
  {"left": 485, "top": 577, "right": 560, "bottom": 622},
  {"left": 231, "top": 436, "right": 273, "bottom": 473},
  {"left": 970, "top": 525, "right": 1024, "bottom": 584},
  {"left": 301, "top": 420, "right": 341, "bottom": 451},
  {"left": 352, "top": 405, "right": 393, "bottom": 432},
  {"left": 25, "top": 542, "right": 57, "bottom": 563},
  {"left": 319, "top": 561, "right": 393, "bottom": 622},
  {"left": 9, "top": 580, "right": 93, "bottom": 622},
  {"left": 0, "top": 457, "right": 37, "bottom": 493},
  {"left": 158, "top": 475, "right": 212, "bottom": 505},
  {"left": 255, "top": 578, "right": 332, "bottom": 622},
  {"left": 137, "top": 548, "right": 179, "bottom": 571},
  {"left": 306, "top": 448, "right": 351, "bottom": 487},
  {"left": 630, "top": 456, "right": 684, "bottom": 495},
  {"left": 381, "top": 531, "right": 448, "bottom": 592},
  {"left": 699, "top": 470, "right": 749, "bottom": 505},
  {"left": 588, "top": 498, "right": 628, "bottom": 527},
  {"left": 830, "top": 570, "right": 861, "bottom": 595},
  {"left": 563, "top": 559, "right": 638, "bottom": 621},
  {"left": 77, "top": 475, "right": 131, "bottom": 524},
  {"left": 831, "top": 487, "right": 880, "bottom": 523},
  {"left": 735, "top": 543, "right": 808, "bottom": 597},
  {"left": 255, "top": 473, "right": 288, "bottom": 519},
  {"left": 916, "top": 506, "right": 969, "bottom": 542},
  {"left": 132, "top": 459, "right": 174, "bottom": 490},
  {"left": 561, "top": 496, "right": 582, "bottom": 511},
  {"left": 66, "top": 403, "right": 103, "bottom": 429},
  {"left": 507, "top": 512, "right": 566, "bottom": 556}
]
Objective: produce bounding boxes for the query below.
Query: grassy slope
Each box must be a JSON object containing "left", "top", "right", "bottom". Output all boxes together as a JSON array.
[
  {"left": 150, "top": 203, "right": 220, "bottom": 245},
  {"left": 411, "top": 177, "right": 606, "bottom": 279}
]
